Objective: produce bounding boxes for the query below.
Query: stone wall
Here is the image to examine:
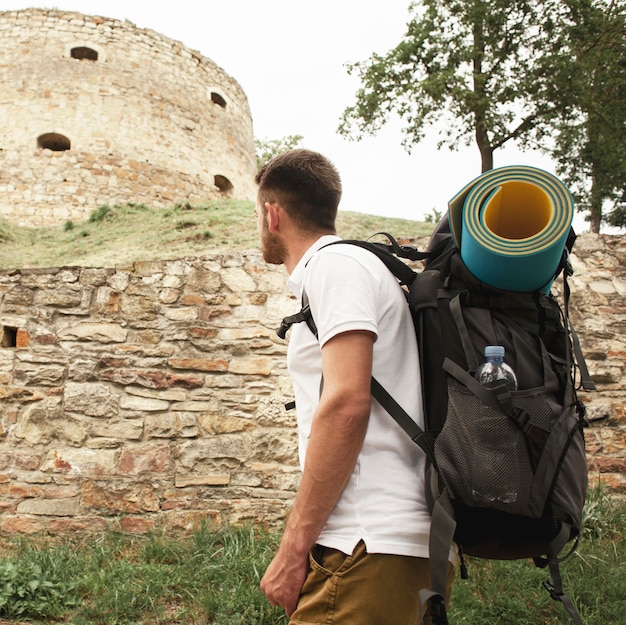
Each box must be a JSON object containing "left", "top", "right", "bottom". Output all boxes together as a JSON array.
[
  {"left": 0, "top": 252, "right": 296, "bottom": 535},
  {"left": 0, "top": 9, "right": 256, "bottom": 227},
  {"left": 0, "top": 234, "right": 624, "bottom": 536},
  {"left": 566, "top": 234, "right": 626, "bottom": 492}
]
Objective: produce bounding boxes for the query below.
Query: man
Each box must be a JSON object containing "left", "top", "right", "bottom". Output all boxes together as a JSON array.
[{"left": 256, "top": 149, "right": 454, "bottom": 624}]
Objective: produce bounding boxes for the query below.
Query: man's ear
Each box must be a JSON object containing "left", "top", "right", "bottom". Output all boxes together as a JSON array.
[{"left": 265, "top": 202, "right": 281, "bottom": 233}]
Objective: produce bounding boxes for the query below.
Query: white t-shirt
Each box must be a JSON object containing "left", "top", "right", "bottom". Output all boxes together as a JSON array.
[{"left": 286, "top": 235, "right": 432, "bottom": 558}]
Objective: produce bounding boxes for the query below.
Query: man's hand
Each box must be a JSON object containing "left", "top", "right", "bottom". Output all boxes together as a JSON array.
[{"left": 261, "top": 544, "right": 309, "bottom": 617}]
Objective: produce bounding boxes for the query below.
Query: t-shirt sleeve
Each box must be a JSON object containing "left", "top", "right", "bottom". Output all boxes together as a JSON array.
[{"left": 304, "top": 249, "right": 380, "bottom": 348}]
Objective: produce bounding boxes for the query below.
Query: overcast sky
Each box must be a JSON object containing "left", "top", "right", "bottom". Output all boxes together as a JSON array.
[{"left": 3, "top": 0, "right": 586, "bottom": 229}]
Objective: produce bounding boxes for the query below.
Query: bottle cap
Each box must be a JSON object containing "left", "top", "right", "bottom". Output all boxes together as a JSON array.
[{"left": 484, "top": 345, "right": 505, "bottom": 359}]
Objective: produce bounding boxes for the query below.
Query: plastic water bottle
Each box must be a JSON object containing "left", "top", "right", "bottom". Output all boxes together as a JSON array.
[
  {"left": 472, "top": 345, "right": 519, "bottom": 505},
  {"left": 475, "top": 345, "right": 517, "bottom": 391}
]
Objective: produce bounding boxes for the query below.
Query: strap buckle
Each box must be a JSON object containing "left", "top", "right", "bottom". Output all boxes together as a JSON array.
[
  {"left": 276, "top": 304, "right": 313, "bottom": 339},
  {"left": 542, "top": 580, "right": 563, "bottom": 602}
]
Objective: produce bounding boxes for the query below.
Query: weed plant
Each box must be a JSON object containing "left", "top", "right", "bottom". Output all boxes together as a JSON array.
[
  {"left": 0, "top": 487, "right": 623, "bottom": 624},
  {"left": 88, "top": 205, "right": 114, "bottom": 223}
]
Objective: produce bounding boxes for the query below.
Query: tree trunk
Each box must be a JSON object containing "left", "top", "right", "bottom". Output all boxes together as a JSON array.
[
  {"left": 589, "top": 171, "right": 602, "bottom": 234},
  {"left": 589, "top": 209, "right": 601, "bottom": 234},
  {"left": 479, "top": 141, "right": 494, "bottom": 172},
  {"left": 472, "top": 16, "right": 493, "bottom": 173}
]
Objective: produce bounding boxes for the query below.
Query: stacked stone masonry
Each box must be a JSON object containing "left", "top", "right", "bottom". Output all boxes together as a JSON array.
[
  {"left": 0, "top": 234, "right": 623, "bottom": 536},
  {"left": 0, "top": 250, "right": 297, "bottom": 535},
  {"left": 0, "top": 9, "right": 257, "bottom": 227}
]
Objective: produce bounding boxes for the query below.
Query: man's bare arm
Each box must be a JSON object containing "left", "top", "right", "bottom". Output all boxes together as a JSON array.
[{"left": 260, "top": 330, "right": 374, "bottom": 616}]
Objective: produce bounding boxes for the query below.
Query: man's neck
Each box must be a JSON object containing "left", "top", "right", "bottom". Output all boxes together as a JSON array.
[{"left": 284, "top": 232, "right": 336, "bottom": 275}]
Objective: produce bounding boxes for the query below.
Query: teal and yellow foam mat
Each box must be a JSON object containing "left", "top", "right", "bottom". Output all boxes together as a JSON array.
[{"left": 448, "top": 165, "right": 574, "bottom": 293}]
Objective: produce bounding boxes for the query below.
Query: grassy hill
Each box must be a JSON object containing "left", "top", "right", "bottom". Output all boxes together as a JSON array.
[{"left": 0, "top": 200, "right": 434, "bottom": 269}]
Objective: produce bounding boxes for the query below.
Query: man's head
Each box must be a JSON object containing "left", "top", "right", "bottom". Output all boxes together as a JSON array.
[{"left": 255, "top": 149, "right": 342, "bottom": 236}]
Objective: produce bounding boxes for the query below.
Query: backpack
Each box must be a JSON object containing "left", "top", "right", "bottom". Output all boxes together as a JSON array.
[{"left": 277, "top": 215, "right": 595, "bottom": 625}]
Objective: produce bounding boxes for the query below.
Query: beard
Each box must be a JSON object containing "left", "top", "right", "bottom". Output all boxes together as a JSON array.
[{"left": 260, "top": 224, "right": 287, "bottom": 265}]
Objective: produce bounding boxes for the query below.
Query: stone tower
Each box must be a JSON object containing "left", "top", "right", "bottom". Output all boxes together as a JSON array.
[{"left": 0, "top": 9, "right": 257, "bottom": 226}]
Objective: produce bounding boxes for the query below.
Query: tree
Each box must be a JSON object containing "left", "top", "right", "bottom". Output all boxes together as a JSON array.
[
  {"left": 255, "top": 135, "right": 304, "bottom": 170},
  {"left": 338, "top": 0, "right": 563, "bottom": 173},
  {"left": 539, "top": 0, "right": 626, "bottom": 233},
  {"left": 338, "top": 0, "right": 625, "bottom": 232}
]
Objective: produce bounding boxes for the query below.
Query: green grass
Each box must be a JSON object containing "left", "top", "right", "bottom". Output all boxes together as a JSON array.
[
  {"left": 0, "top": 487, "right": 623, "bottom": 624},
  {"left": 0, "top": 200, "right": 433, "bottom": 270},
  {"left": 0, "top": 523, "right": 288, "bottom": 625}
]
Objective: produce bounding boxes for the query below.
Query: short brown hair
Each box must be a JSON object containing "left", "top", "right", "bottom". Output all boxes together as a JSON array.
[{"left": 255, "top": 149, "right": 341, "bottom": 233}]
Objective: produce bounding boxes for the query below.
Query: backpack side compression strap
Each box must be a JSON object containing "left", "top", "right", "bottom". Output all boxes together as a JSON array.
[
  {"left": 535, "top": 527, "right": 585, "bottom": 625},
  {"left": 418, "top": 469, "right": 456, "bottom": 625}
]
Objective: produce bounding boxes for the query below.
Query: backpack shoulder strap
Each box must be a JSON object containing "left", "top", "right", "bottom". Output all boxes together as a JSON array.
[
  {"left": 277, "top": 236, "right": 423, "bottom": 338},
  {"left": 332, "top": 236, "right": 422, "bottom": 287},
  {"left": 560, "top": 268, "right": 596, "bottom": 392},
  {"left": 277, "top": 291, "right": 317, "bottom": 340},
  {"left": 276, "top": 239, "right": 436, "bottom": 464}
]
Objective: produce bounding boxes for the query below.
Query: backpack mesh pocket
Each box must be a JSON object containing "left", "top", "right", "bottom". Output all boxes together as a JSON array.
[{"left": 435, "top": 379, "right": 533, "bottom": 513}]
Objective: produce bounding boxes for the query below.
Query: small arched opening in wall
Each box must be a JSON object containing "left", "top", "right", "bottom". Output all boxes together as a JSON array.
[
  {"left": 0, "top": 326, "right": 17, "bottom": 348},
  {"left": 37, "top": 133, "right": 71, "bottom": 152},
  {"left": 210, "top": 91, "right": 227, "bottom": 109},
  {"left": 64, "top": 43, "right": 104, "bottom": 62},
  {"left": 70, "top": 46, "right": 99, "bottom": 61},
  {"left": 214, "top": 175, "right": 234, "bottom": 197}
]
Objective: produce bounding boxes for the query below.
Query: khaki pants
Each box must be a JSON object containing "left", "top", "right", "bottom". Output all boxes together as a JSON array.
[{"left": 289, "top": 540, "right": 455, "bottom": 625}]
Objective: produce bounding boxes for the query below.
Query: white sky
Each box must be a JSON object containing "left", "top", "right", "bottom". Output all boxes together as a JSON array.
[{"left": 2, "top": 0, "right": 589, "bottom": 230}]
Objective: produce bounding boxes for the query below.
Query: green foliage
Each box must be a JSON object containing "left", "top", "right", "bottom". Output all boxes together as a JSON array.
[
  {"left": 339, "top": 0, "right": 625, "bottom": 231},
  {"left": 424, "top": 208, "right": 443, "bottom": 224},
  {"left": 0, "top": 495, "right": 623, "bottom": 624},
  {"left": 339, "top": 0, "right": 562, "bottom": 170},
  {"left": 581, "top": 482, "right": 626, "bottom": 540},
  {"left": 255, "top": 135, "right": 304, "bottom": 169},
  {"left": 0, "top": 524, "right": 289, "bottom": 625},
  {"left": 174, "top": 219, "right": 198, "bottom": 230},
  {"left": 0, "top": 217, "right": 15, "bottom": 243},
  {"left": 186, "top": 524, "right": 289, "bottom": 625},
  {"left": 538, "top": 0, "right": 626, "bottom": 233},
  {"left": 0, "top": 556, "right": 78, "bottom": 619},
  {"left": 63, "top": 219, "right": 74, "bottom": 231},
  {"left": 606, "top": 204, "right": 626, "bottom": 229},
  {"left": 88, "top": 204, "right": 114, "bottom": 223}
]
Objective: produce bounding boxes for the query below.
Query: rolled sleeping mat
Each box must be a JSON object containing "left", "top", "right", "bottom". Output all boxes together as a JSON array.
[{"left": 448, "top": 165, "right": 574, "bottom": 293}]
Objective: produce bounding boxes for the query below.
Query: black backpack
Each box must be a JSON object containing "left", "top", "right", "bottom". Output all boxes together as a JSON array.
[{"left": 277, "top": 215, "right": 595, "bottom": 625}]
